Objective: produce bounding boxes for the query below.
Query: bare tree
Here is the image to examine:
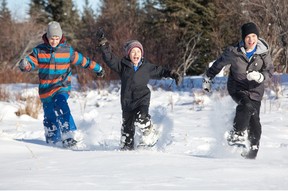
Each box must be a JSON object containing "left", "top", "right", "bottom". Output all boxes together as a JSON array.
[
  {"left": 12, "top": 21, "right": 45, "bottom": 69},
  {"left": 177, "top": 33, "right": 202, "bottom": 76},
  {"left": 94, "top": 0, "right": 145, "bottom": 80}
]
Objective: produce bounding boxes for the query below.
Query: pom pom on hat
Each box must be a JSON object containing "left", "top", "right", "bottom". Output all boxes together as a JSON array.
[
  {"left": 47, "top": 21, "right": 63, "bottom": 39},
  {"left": 124, "top": 40, "right": 144, "bottom": 57},
  {"left": 241, "top": 22, "right": 259, "bottom": 40}
]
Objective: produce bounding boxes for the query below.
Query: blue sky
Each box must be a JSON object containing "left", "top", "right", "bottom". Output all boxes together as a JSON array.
[{"left": 7, "top": 0, "right": 101, "bottom": 21}]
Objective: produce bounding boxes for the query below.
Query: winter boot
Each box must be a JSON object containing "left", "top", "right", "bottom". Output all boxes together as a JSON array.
[
  {"left": 120, "top": 132, "right": 134, "bottom": 151},
  {"left": 242, "top": 145, "right": 259, "bottom": 159},
  {"left": 44, "top": 125, "right": 61, "bottom": 144},
  {"left": 62, "top": 138, "right": 78, "bottom": 148},
  {"left": 135, "top": 116, "right": 158, "bottom": 147},
  {"left": 135, "top": 114, "right": 153, "bottom": 135},
  {"left": 227, "top": 130, "right": 246, "bottom": 146},
  {"left": 138, "top": 125, "right": 159, "bottom": 147},
  {"left": 61, "top": 131, "right": 77, "bottom": 148}
]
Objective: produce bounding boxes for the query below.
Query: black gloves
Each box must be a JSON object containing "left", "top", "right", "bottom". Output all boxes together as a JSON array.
[
  {"left": 170, "top": 69, "right": 182, "bottom": 86},
  {"left": 96, "top": 27, "right": 108, "bottom": 47}
]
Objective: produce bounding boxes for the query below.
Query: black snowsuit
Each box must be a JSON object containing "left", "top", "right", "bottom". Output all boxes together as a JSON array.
[
  {"left": 206, "top": 38, "right": 273, "bottom": 148},
  {"left": 99, "top": 44, "right": 172, "bottom": 148}
]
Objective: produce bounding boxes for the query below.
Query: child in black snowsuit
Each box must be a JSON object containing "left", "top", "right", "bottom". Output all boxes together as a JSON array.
[
  {"left": 203, "top": 22, "right": 274, "bottom": 159},
  {"left": 96, "top": 29, "right": 182, "bottom": 150}
]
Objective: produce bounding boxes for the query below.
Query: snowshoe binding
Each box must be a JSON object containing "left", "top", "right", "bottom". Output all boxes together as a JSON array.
[
  {"left": 62, "top": 138, "right": 78, "bottom": 148},
  {"left": 137, "top": 124, "right": 159, "bottom": 149},
  {"left": 226, "top": 130, "right": 246, "bottom": 148}
]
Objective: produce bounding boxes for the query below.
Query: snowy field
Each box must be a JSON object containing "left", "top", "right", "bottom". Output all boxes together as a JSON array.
[{"left": 1, "top": 76, "right": 288, "bottom": 190}]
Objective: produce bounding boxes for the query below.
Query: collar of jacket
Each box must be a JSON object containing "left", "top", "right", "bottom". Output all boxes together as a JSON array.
[
  {"left": 122, "top": 57, "right": 144, "bottom": 68},
  {"left": 238, "top": 38, "right": 269, "bottom": 55}
]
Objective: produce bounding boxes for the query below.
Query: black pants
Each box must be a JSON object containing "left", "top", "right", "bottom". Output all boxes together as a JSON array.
[
  {"left": 121, "top": 105, "right": 150, "bottom": 145},
  {"left": 231, "top": 92, "right": 262, "bottom": 146}
]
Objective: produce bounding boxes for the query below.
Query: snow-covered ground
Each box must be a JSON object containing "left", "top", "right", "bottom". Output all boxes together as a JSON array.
[{"left": 1, "top": 76, "right": 288, "bottom": 190}]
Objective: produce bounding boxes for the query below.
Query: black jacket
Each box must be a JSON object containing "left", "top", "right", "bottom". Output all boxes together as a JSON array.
[
  {"left": 100, "top": 44, "right": 171, "bottom": 111},
  {"left": 206, "top": 38, "right": 274, "bottom": 101}
]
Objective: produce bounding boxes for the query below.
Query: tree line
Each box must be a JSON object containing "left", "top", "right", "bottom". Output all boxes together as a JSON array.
[{"left": 0, "top": 0, "right": 287, "bottom": 87}]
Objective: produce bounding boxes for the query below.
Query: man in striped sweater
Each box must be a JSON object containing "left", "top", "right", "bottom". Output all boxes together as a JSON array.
[{"left": 18, "top": 21, "right": 104, "bottom": 148}]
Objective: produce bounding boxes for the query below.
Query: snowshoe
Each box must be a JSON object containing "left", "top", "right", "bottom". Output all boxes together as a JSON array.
[
  {"left": 137, "top": 124, "right": 159, "bottom": 148},
  {"left": 121, "top": 144, "right": 134, "bottom": 151},
  {"left": 62, "top": 138, "right": 78, "bottom": 148},
  {"left": 226, "top": 130, "right": 246, "bottom": 147},
  {"left": 227, "top": 141, "right": 246, "bottom": 148},
  {"left": 241, "top": 145, "right": 259, "bottom": 159}
]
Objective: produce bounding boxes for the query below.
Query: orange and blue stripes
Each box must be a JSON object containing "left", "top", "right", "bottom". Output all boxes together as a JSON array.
[{"left": 26, "top": 38, "right": 102, "bottom": 102}]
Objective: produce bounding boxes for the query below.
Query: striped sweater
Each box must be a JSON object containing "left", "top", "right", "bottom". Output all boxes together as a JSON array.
[{"left": 25, "top": 34, "right": 102, "bottom": 102}]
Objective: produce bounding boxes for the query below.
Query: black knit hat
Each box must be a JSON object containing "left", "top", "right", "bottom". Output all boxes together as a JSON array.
[{"left": 241, "top": 22, "right": 259, "bottom": 40}]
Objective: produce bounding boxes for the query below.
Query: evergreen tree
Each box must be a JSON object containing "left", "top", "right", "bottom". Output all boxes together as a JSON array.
[
  {"left": 95, "top": 0, "right": 144, "bottom": 57},
  {"left": 142, "top": 0, "right": 215, "bottom": 75},
  {"left": 77, "top": 0, "right": 97, "bottom": 54},
  {"left": 0, "top": 0, "right": 12, "bottom": 65},
  {"left": 45, "top": 0, "right": 80, "bottom": 39},
  {"left": 28, "top": 0, "right": 49, "bottom": 23},
  {"left": 73, "top": 0, "right": 99, "bottom": 87},
  {"left": 95, "top": 0, "right": 145, "bottom": 80},
  {"left": 0, "top": 0, "right": 11, "bottom": 22},
  {"left": 82, "top": 0, "right": 97, "bottom": 20},
  {"left": 159, "top": 0, "right": 214, "bottom": 74},
  {"left": 98, "top": 0, "right": 141, "bottom": 46}
]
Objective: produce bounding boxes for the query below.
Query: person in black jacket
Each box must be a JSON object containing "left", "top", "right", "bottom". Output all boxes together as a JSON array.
[
  {"left": 96, "top": 29, "right": 182, "bottom": 150},
  {"left": 203, "top": 22, "right": 274, "bottom": 159}
]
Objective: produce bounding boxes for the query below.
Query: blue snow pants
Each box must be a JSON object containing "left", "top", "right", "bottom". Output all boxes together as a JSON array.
[{"left": 42, "top": 93, "right": 77, "bottom": 143}]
